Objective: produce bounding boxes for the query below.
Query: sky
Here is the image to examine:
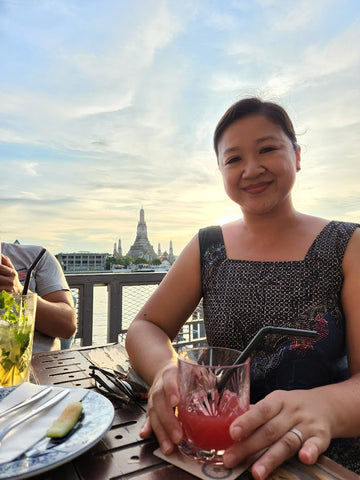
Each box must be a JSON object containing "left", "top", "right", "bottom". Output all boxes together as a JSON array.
[{"left": 0, "top": 0, "right": 359, "bottom": 257}]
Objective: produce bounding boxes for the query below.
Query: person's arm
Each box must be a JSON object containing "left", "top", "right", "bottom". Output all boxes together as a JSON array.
[
  {"left": 126, "top": 234, "right": 203, "bottom": 454},
  {"left": 34, "top": 289, "right": 76, "bottom": 339},
  {"left": 126, "top": 234, "right": 203, "bottom": 384},
  {"left": 222, "top": 227, "right": 360, "bottom": 480}
]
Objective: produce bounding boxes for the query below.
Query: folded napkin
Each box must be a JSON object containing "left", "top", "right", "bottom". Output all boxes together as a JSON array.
[
  {"left": 0, "top": 382, "right": 86, "bottom": 464},
  {"left": 154, "top": 447, "right": 252, "bottom": 480}
]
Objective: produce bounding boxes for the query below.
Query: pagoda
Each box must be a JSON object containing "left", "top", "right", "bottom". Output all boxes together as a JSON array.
[{"left": 127, "top": 207, "right": 157, "bottom": 261}]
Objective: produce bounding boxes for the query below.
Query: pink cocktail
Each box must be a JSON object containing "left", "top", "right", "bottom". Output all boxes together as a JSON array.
[{"left": 177, "top": 347, "right": 250, "bottom": 464}]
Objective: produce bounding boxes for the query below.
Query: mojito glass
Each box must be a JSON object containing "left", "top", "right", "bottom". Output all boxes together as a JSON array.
[{"left": 0, "top": 291, "right": 37, "bottom": 387}]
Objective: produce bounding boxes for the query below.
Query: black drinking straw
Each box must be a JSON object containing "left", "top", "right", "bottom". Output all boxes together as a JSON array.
[
  {"left": 217, "top": 326, "right": 320, "bottom": 391},
  {"left": 22, "top": 248, "right": 46, "bottom": 295}
]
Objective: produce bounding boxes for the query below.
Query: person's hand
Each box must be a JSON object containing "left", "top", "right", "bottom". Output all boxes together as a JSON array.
[
  {"left": 140, "top": 359, "right": 183, "bottom": 455},
  {"left": 0, "top": 255, "right": 23, "bottom": 295},
  {"left": 222, "top": 389, "right": 332, "bottom": 480}
]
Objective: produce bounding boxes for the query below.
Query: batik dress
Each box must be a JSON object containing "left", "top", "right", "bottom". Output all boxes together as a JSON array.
[{"left": 199, "top": 221, "right": 360, "bottom": 473}]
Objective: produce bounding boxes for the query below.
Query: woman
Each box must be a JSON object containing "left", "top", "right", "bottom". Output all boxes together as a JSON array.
[{"left": 125, "top": 97, "right": 360, "bottom": 479}]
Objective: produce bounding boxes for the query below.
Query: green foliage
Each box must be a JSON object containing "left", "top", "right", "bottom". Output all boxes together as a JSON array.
[
  {"left": 133, "top": 257, "right": 147, "bottom": 265},
  {"left": 151, "top": 258, "right": 162, "bottom": 265},
  {"left": 107, "top": 255, "right": 133, "bottom": 269},
  {"left": 0, "top": 291, "right": 19, "bottom": 323},
  {"left": 118, "top": 255, "right": 133, "bottom": 267},
  {"left": 0, "top": 291, "right": 32, "bottom": 375},
  {"left": 105, "top": 256, "right": 116, "bottom": 269}
]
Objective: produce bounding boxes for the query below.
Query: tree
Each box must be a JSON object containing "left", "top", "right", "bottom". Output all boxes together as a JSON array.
[
  {"left": 106, "top": 254, "right": 133, "bottom": 270},
  {"left": 151, "top": 258, "right": 161, "bottom": 266},
  {"left": 133, "top": 257, "right": 147, "bottom": 265},
  {"left": 106, "top": 256, "right": 116, "bottom": 270},
  {"left": 118, "top": 255, "right": 133, "bottom": 268}
]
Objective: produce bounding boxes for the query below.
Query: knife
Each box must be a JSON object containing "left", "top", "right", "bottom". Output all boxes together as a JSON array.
[
  {"left": 0, "top": 386, "right": 53, "bottom": 419},
  {"left": 0, "top": 389, "right": 69, "bottom": 444}
]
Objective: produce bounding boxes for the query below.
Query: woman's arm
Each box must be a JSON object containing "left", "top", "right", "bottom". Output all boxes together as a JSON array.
[
  {"left": 126, "top": 234, "right": 203, "bottom": 384},
  {"left": 126, "top": 234, "right": 203, "bottom": 454}
]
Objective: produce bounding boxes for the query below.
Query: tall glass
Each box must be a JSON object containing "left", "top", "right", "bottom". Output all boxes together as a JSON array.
[
  {"left": 177, "top": 346, "right": 250, "bottom": 465},
  {"left": 0, "top": 292, "right": 37, "bottom": 387}
]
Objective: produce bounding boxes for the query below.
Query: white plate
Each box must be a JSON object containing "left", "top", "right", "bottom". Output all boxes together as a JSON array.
[{"left": 0, "top": 386, "right": 114, "bottom": 479}]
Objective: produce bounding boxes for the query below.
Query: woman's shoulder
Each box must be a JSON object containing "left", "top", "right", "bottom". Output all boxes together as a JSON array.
[
  {"left": 199, "top": 225, "right": 223, "bottom": 239},
  {"left": 299, "top": 214, "right": 359, "bottom": 236},
  {"left": 342, "top": 224, "right": 360, "bottom": 256},
  {"left": 321, "top": 219, "right": 360, "bottom": 237},
  {"left": 198, "top": 225, "right": 224, "bottom": 247},
  {"left": 304, "top": 217, "right": 360, "bottom": 262},
  {"left": 197, "top": 225, "right": 226, "bottom": 265}
]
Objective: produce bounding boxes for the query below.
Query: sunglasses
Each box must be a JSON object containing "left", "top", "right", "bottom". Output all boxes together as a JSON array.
[{"left": 89, "top": 364, "right": 147, "bottom": 403}]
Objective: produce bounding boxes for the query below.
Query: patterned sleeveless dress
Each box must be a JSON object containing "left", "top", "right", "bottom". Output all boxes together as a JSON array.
[{"left": 199, "top": 220, "right": 360, "bottom": 473}]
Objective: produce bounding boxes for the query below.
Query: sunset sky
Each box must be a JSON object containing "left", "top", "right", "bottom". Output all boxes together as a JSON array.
[{"left": 1, "top": 0, "right": 359, "bottom": 257}]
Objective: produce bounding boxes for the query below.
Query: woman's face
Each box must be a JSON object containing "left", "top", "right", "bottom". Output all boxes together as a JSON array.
[{"left": 217, "top": 114, "right": 301, "bottom": 217}]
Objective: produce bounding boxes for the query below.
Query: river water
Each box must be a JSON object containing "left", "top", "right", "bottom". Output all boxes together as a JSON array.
[{"left": 72, "top": 284, "right": 158, "bottom": 347}]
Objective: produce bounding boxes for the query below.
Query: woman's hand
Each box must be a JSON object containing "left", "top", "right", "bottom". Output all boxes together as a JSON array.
[
  {"left": 222, "top": 389, "right": 332, "bottom": 480},
  {"left": 140, "top": 359, "right": 183, "bottom": 455}
]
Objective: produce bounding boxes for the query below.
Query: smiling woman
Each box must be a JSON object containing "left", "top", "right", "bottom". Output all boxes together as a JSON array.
[{"left": 126, "top": 97, "right": 360, "bottom": 479}]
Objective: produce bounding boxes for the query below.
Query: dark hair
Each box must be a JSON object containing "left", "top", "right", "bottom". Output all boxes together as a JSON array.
[{"left": 213, "top": 97, "right": 298, "bottom": 158}]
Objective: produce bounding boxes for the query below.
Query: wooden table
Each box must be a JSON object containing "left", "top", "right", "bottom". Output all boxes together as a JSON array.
[{"left": 30, "top": 345, "right": 359, "bottom": 480}]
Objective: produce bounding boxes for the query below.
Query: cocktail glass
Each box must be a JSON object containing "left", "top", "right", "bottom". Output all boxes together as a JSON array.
[
  {"left": 0, "top": 291, "right": 37, "bottom": 387},
  {"left": 177, "top": 346, "right": 250, "bottom": 465}
]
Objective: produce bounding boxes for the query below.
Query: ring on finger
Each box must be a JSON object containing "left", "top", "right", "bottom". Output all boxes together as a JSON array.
[{"left": 289, "top": 428, "right": 304, "bottom": 446}]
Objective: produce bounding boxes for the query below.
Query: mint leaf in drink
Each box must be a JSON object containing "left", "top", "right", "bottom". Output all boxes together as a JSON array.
[
  {"left": 0, "top": 291, "right": 33, "bottom": 385},
  {"left": 0, "top": 290, "right": 16, "bottom": 311},
  {"left": 0, "top": 291, "right": 23, "bottom": 323}
]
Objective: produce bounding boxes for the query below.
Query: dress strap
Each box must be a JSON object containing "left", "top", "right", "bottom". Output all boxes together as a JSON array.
[
  {"left": 305, "top": 221, "right": 359, "bottom": 262},
  {"left": 198, "top": 226, "right": 224, "bottom": 271}
]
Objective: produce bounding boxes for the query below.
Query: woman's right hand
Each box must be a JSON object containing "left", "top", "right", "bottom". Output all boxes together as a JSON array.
[{"left": 140, "top": 359, "right": 183, "bottom": 455}]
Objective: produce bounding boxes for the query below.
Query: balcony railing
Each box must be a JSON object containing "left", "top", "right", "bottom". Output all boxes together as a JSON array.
[{"left": 65, "top": 271, "right": 206, "bottom": 349}]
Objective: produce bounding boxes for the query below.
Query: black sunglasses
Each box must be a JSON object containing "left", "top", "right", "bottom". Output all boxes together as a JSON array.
[{"left": 89, "top": 364, "right": 147, "bottom": 402}]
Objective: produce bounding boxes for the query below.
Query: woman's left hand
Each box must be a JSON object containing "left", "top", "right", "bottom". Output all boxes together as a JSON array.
[{"left": 222, "top": 389, "right": 332, "bottom": 480}]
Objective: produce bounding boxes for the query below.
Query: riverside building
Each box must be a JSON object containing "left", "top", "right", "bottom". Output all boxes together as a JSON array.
[
  {"left": 56, "top": 251, "right": 108, "bottom": 272},
  {"left": 57, "top": 207, "right": 175, "bottom": 272}
]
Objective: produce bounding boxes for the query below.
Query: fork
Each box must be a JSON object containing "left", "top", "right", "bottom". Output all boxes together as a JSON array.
[
  {"left": 0, "top": 386, "right": 53, "bottom": 420},
  {"left": 0, "top": 389, "right": 69, "bottom": 444}
]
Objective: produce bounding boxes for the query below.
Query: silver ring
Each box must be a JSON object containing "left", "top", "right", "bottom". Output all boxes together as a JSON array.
[{"left": 289, "top": 428, "right": 303, "bottom": 446}]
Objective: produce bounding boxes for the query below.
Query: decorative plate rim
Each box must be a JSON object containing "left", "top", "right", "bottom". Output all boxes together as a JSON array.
[{"left": 0, "top": 385, "right": 114, "bottom": 480}]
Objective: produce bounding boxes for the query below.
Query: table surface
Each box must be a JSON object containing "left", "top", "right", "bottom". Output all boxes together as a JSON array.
[{"left": 30, "top": 345, "right": 359, "bottom": 480}]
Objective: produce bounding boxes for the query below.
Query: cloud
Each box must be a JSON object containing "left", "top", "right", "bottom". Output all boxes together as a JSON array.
[
  {"left": 1, "top": 0, "right": 359, "bottom": 255},
  {"left": 254, "top": 0, "right": 338, "bottom": 31},
  {"left": 23, "top": 162, "right": 39, "bottom": 176}
]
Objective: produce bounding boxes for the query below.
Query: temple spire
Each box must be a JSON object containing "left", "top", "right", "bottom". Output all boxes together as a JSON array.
[{"left": 127, "top": 207, "right": 156, "bottom": 261}]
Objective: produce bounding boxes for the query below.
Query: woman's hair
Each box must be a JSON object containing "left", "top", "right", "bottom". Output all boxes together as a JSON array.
[{"left": 213, "top": 97, "right": 298, "bottom": 158}]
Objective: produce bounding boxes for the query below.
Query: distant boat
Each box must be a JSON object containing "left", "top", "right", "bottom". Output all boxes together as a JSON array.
[
  {"left": 131, "top": 264, "right": 155, "bottom": 273},
  {"left": 131, "top": 268, "right": 155, "bottom": 272}
]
